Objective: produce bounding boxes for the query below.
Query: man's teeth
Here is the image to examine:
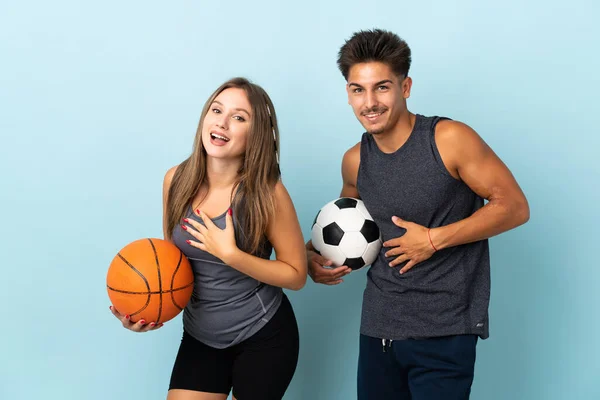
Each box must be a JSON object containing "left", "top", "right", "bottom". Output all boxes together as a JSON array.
[{"left": 211, "top": 133, "right": 229, "bottom": 141}]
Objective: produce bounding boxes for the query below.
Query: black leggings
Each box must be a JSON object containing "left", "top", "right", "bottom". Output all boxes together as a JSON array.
[{"left": 169, "top": 294, "right": 299, "bottom": 400}]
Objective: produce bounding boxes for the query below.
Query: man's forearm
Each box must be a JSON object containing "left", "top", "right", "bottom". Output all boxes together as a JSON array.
[{"left": 430, "top": 197, "right": 529, "bottom": 250}]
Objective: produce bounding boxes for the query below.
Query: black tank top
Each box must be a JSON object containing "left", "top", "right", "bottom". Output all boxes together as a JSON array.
[{"left": 357, "top": 114, "right": 490, "bottom": 340}]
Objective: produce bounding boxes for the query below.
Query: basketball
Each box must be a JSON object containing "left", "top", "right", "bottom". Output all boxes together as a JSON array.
[{"left": 106, "top": 238, "right": 194, "bottom": 324}]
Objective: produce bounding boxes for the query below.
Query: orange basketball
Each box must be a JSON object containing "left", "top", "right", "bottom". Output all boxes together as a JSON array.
[{"left": 106, "top": 238, "right": 194, "bottom": 324}]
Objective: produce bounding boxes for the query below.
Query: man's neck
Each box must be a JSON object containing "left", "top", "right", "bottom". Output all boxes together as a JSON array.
[{"left": 372, "top": 111, "right": 416, "bottom": 154}]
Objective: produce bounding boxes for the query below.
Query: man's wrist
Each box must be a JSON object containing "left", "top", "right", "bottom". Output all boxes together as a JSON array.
[{"left": 429, "top": 226, "right": 449, "bottom": 251}]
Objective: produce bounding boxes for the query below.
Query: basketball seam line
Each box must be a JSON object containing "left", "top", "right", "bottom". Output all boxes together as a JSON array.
[
  {"left": 106, "top": 281, "right": 193, "bottom": 295},
  {"left": 117, "top": 253, "right": 152, "bottom": 317},
  {"left": 170, "top": 251, "right": 185, "bottom": 311},
  {"left": 148, "top": 239, "right": 163, "bottom": 324}
]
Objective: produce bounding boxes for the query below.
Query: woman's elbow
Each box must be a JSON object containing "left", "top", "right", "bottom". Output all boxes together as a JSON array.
[
  {"left": 287, "top": 271, "right": 307, "bottom": 291},
  {"left": 285, "top": 261, "right": 308, "bottom": 291}
]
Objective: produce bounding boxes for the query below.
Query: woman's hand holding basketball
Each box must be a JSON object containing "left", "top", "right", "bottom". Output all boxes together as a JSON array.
[
  {"left": 109, "top": 305, "right": 163, "bottom": 333},
  {"left": 183, "top": 208, "right": 239, "bottom": 264}
]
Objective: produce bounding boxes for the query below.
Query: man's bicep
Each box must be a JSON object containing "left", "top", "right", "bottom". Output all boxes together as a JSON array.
[
  {"left": 451, "top": 125, "right": 525, "bottom": 202},
  {"left": 340, "top": 143, "right": 361, "bottom": 199},
  {"left": 340, "top": 182, "right": 360, "bottom": 198}
]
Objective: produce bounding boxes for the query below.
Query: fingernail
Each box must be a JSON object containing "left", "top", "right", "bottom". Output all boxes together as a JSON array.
[
  {"left": 181, "top": 225, "right": 187, "bottom": 230},
  {"left": 159, "top": 323, "right": 164, "bottom": 327},
  {"left": 228, "top": 208, "right": 232, "bottom": 216},
  {"left": 150, "top": 322, "right": 156, "bottom": 327},
  {"left": 109, "top": 305, "right": 112, "bottom": 310},
  {"left": 183, "top": 218, "right": 189, "bottom": 223},
  {"left": 196, "top": 209, "right": 200, "bottom": 215},
  {"left": 139, "top": 320, "right": 146, "bottom": 325},
  {"left": 186, "top": 240, "right": 191, "bottom": 244},
  {"left": 125, "top": 315, "right": 130, "bottom": 319}
]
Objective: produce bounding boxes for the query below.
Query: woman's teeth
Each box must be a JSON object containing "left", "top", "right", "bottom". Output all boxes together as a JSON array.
[{"left": 211, "top": 133, "right": 229, "bottom": 141}]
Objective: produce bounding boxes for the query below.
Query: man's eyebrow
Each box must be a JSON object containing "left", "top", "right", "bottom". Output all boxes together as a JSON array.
[{"left": 348, "top": 79, "right": 394, "bottom": 88}]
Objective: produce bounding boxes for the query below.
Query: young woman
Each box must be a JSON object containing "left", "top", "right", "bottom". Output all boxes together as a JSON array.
[{"left": 110, "top": 77, "right": 308, "bottom": 400}]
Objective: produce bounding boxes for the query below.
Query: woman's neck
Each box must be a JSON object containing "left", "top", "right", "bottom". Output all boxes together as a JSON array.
[{"left": 205, "top": 156, "right": 241, "bottom": 189}]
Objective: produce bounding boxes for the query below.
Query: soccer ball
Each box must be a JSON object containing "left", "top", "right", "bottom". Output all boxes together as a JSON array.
[{"left": 311, "top": 197, "right": 382, "bottom": 270}]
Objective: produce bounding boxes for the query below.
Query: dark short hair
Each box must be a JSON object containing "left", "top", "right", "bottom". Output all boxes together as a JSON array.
[{"left": 337, "top": 29, "right": 412, "bottom": 80}]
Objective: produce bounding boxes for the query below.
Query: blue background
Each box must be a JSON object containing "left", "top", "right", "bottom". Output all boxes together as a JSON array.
[{"left": 1, "top": 0, "right": 598, "bottom": 399}]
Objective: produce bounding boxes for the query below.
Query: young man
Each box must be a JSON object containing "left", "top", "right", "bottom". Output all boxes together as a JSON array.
[{"left": 306, "top": 29, "right": 530, "bottom": 400}]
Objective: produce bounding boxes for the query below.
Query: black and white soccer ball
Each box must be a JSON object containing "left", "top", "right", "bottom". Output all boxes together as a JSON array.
[{"left": 311, "top": 197, "right": 382, "bottom": 270}]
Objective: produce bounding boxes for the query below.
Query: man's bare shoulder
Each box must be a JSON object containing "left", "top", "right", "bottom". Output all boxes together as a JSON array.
[
  {"left": 341, "top": 142, "right": 361, "bottom": 189},
  {"left": 435, "top": 119, "right": 484, "bottom": 150},
  {"left": 342, "top": 142, "right": 361, "bottom": 167}
]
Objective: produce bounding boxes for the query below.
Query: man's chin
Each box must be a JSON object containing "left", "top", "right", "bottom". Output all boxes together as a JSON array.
[
  {"left": 367, "top": 128, "right": 385, "bottom": 135},
  {"left": 363, "top": 120, "right": 386, "bottom": 135}
]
